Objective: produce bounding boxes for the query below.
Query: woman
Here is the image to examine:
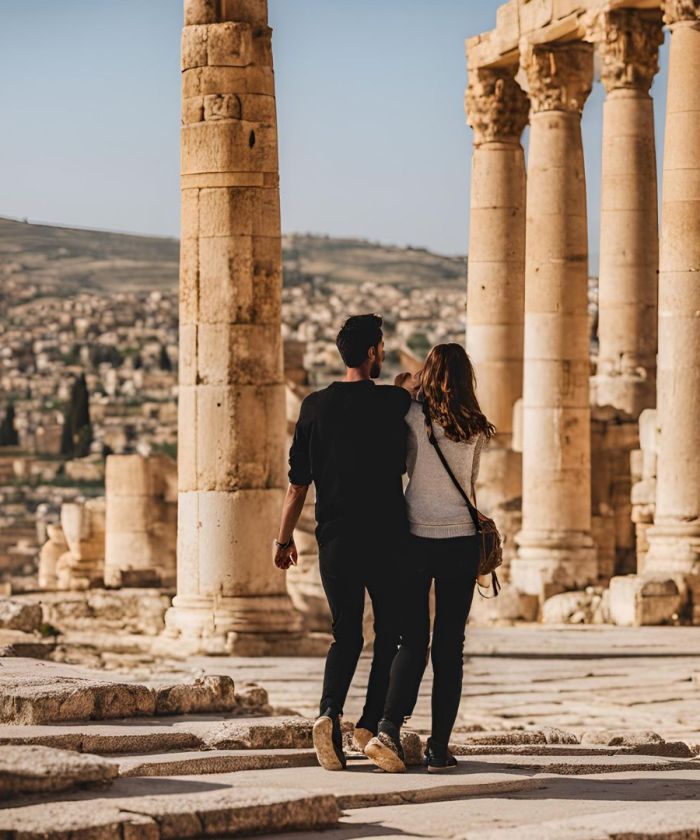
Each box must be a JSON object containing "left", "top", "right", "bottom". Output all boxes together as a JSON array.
[{"left": 365, "top": 343, "right": 495, "bottom": 773}]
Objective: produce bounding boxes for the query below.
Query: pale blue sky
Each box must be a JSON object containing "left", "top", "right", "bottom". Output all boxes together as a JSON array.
[{"left": 0, "top": 1, "right": 670, "bottom": 268}]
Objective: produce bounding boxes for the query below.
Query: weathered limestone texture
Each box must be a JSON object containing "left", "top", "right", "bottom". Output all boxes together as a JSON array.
[
  {"left": 37, "top": 524, "right": 67, "bottom": 590},
  {"left": 511, "top": 41, "right": 597, "bottom": 598},
  {"left": 645, "top": 0, "right": 700, "bottom": 578},
  {"left": 55, "top": 499, "right": 106, "bottom": 590},
  {"left": 465, "top": 66, "right": 529, "bottom": 573},
  {"left": 590, "top": 409, "right": 638, "bottom": 581},
  {"left": 165, "top": 0, "right": 303, "bottom": 653},
  {"left": 631, "top": 409, "right": 659, "bottom": 571},
  {"left": 104, "top": 454, "right": 177, "bottom": 588},
  {"left": 590, "top": 9, "right": 663, "bottom": 416},
  {"left": 608, "top": 574, "right": 681, "bottom": 626}
]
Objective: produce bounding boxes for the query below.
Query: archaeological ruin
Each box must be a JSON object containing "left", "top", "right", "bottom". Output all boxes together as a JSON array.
[{"left": 2, "top": 0, "right": 699, "bottom": 649}]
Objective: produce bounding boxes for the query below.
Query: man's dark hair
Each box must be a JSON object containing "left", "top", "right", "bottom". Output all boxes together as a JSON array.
[{"left": 336, "top": 314, "right": 383, "bottom": 368}]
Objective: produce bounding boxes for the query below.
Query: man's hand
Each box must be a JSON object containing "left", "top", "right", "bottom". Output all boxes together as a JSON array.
[{"left": 273, "top": 537, "right": 298, "bottom": 571}]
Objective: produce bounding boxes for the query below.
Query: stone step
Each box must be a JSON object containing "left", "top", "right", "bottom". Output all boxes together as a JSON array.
[
  {"left": 0, "top": 767, "right": 543, "bottom": 837},
  {"left": 0, "top": 745, "right": 118, "bottom": 800},
  {"left": 451, "top": 741, "right": 695, "bottom": 758},
  {"left": 269, "top": 775, "right": 700, "bottom": 840},
  {"left": 455, "top": 753, "right": 698, "bottom": 775},
  {"left": 0, "top": 657, "right": 272, "bottom": 724},
  {"left": 468, "top": 798, "right": 700, "bottom": 840},
  {"left": 117, "top": 748, "right": 318, "bottom": 777},
  {"left": 0, "top": 716, "right": 313, "bottom": 754},
  {"left": 0, "top": 785, "right": 340, "bottom": 839}
]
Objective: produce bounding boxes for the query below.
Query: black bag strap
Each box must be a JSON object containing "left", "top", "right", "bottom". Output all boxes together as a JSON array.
[{"left": 422, "top": 401, "right": 481, "bottom": 534}]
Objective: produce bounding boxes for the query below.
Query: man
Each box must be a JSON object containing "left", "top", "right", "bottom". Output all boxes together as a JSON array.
[{"left": 273, "top": 314, "right": 411, "bottom": 771}]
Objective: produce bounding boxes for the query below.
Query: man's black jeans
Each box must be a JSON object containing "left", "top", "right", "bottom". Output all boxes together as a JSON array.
[
  {"left": 383, "top": 534, "right": 480, "bottom": 747},
  {"left": 318, "top": 530, "right": 402, "bottom": 732}
]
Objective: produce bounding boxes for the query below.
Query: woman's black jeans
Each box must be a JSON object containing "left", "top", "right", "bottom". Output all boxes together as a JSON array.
[{"left": 382, "top": 534, "right": 480, "bottom": 748}]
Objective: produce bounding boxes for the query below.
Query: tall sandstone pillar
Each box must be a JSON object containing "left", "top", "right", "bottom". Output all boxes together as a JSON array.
[
  {"left": 646, "top": 0, "right": 700, "bottom": 577},
  {"left": 592, "top": 10, "right": 664, "bottom": 417},
  {"left": 511, "top": 42, "right": 597, "bottom": 598},
  {"left": 465, "top": 66, "right": 529, "bottom": 567},
  {"left": 164, "top": 0, "right": 303, "bottom": 653}
]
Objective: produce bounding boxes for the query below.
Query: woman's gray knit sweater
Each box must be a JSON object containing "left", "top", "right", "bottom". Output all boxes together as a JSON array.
[{"left": 405, "top": 400, "right": 483, "bottom": 538}]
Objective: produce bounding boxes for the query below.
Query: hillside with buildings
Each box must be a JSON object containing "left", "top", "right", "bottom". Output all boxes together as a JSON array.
[{"left": 0, "top": 217, "right": 466, "bottom": 300}]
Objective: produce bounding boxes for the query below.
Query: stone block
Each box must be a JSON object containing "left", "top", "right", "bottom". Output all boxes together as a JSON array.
[
  {"left": 182, "top": 120, "right": 278, "bottom": 176},
  {"left": 183, "top": 65, "right": 275, "bottom": 97},
  {"left": 631, "top": 478, "right": 656, "bottom": 506},
  {"left": 207, "top": 22, "right": 254, "bottom": 67},
  {"left": 638, "top": 408, "right": 658, "bottom": 453},
  {"left": 0, "top": 745, "right": 117, "bottom": 799},
  {"left": 198, "top": 186, "right": 280, "bottom": 237},
  {"left": 195, "top": 383, "right": 287, "bottom": 491},
  {"left": 541, "top": 589, "right": 607, "bottom": 625},
  {"left": 181, "top": 25, "right": 208, "bottom": 71},
  {"left": 185, "top": 0, "right": 218, "bottom": 26},
  {"left": 203, "top": 91, "right": 242, "bottom": 120},
  {"left": 0, "top": 599, "right": 43, "bottom": 633},
  {"left": 201, "top": 716, "right": 313, "bottom": 750},
  {"left": 197, "top": 322, "right": 281, "bottom": 385},
  {"left": 154, "top": 675, "right": 238, "bottom": 715},
  {"left": 198, "top": 234, "right": 254, "bottom": 324},
  {"left": 608, "top": 575, "right": 682, "bottom": 626}
]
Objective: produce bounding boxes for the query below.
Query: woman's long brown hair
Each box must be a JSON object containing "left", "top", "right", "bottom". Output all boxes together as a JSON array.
[{"left": 419, "top": 344, "right": 496, "bottom": 442}]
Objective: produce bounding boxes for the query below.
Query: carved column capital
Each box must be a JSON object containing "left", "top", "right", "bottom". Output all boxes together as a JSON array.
[
  {"left": 662, "top": 0, "right": 700, "bottom": 25},
  {"left": 588, "top": 10, "right": 664, "bottom": 93},
  {"left": 520, "top": 41, "right": 593, "bottom": 114},
  {"left": 465, "top": 67, "right": 529, "bottom": 145}
]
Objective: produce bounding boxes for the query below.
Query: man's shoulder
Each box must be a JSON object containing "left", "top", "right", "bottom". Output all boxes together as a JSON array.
[{"left": 376, "top": 384, "right": 412, "bottom": 415}]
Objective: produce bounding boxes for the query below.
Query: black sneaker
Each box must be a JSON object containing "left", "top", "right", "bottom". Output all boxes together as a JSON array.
[
  {"left": 424, "top": 738, "right": 458, "bottom": 773},
  {"left": 364, "top": 719, "right": 406, "bottom": 773},
  {"left": 312, "top": 709, "right": 346, "bottom": 771}
]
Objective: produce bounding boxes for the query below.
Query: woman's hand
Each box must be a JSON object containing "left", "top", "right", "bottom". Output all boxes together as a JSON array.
[{"left": 395, "top": 371, "right": 420, "bottom": 396}]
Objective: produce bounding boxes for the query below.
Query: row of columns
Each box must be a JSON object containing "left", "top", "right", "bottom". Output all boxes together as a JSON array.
[{"left": 466, "top": 1, "right": 700, "bottom": 597}]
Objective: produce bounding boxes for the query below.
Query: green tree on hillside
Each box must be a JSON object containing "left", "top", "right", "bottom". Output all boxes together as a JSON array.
[
  {"left": 60, "top": 374, "right": 93, "bottom": 458},
  {"left": 0, "top": 403, "right": 19, "bottom": 446}
]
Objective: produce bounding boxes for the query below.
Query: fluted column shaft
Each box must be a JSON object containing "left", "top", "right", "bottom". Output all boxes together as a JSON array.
[
  {"left": 511, "top": 42, "right": 597, "bottom": 598},
  {"left": 165, "top": 0, "right": 301, "bottom": 653},
  {"left": 646, "top": 0, "right": 700, "bottom": 577},
  {"left": 466, "top": 67, "right": 529, "bottom": 445},
  {"left": 593, "top": 10, "right": 664, "bottom": 417}
]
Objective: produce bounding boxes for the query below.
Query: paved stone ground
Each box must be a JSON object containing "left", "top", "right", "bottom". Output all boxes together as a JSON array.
[
  {"left": 1, "top": 626, "right": 699, "bottom": 838},
  {"left": 180, "top": 626, "right": 700, "bottom": 745}
]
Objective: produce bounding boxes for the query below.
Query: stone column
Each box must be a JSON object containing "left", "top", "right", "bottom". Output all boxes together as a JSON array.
[
  {"left": 465, "top": 65, "right": 529, "bottom": 569},
  {"left": 591, "top": 10, "right": 664, "bottom": 417},
  {"left": 164, "top": 0, "right": 303, "bottom": 653},
  {"left": 511, "top": 42, "right": 597, "bottom": 598},
  {"left": 105, "top": 454, "right": 177, "bottom": 589},
  {"left": 645, "top": 0, "right": 700, "bottom": 578}
]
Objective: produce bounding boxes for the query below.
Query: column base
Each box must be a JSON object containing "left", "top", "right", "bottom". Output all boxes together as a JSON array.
[
  {"left": 511, "top": 531, "right": 597, "bottom": 598},
  {"left": 643, "top": 521, "right": 700, "bottom": 579},
  {"left": 156, "top": 593, "right": 323, "bottom": 657}
]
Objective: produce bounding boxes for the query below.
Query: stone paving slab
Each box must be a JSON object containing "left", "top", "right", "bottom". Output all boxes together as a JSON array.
[
  {"left": 0, "top": 788, "right": 340, "bottom": 839},
  {"left": 118, "top": 748, "right": 319, "bottom": 776},
  {"left": 0, "top": 715, "right": 311, "bottom": 754},
  {"left": 457, "top": 753, "right": 697, "bottom": 775},
  {"left": 468, "top": 799, "right": 700, "bottom": 840},
  {"left": 160, "top": 764, "right": 546, "bottom": 809},
  {"left": 253, "top": 770, "right": 700, "bottom": 840},
  {"left": 0, "top": 745, "right": 118, "bottom": 799},
  {"left": 451, "top": 742, "right": 695, "bottom": 758},
  {"left": 0, "top": 658, "right": 271, "bottom": 725}
]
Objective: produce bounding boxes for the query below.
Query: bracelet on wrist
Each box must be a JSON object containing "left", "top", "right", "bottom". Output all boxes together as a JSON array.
[{"left": 274, "top": 535, "right": 293, "bottom": 549}]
